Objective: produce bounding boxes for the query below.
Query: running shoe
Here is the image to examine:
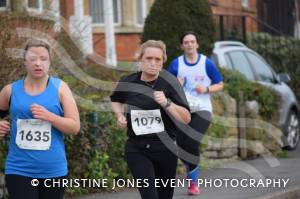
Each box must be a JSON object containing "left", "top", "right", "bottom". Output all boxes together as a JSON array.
[{"left": 188, "top": 182, "right": 201, "bottom": 195}]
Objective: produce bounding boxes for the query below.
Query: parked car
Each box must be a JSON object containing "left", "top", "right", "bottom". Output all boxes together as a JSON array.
[{"left": 211, "top": 41, "right": 300, "bottom": 150}]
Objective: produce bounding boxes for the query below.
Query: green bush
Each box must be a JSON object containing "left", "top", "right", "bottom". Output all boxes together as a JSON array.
[
  {"left": 142, "top": 0, "right": 216, "bottom": 66},
  {"left": 220, "top": 68, "right": 279, "bottom": 120},
  {"left": 202, "top": 68, "right": 282, "bottom": 159},
  {"left": 65, "top": 111, "right": 129, "bottom": 195},
  {"left": 247, "top": 33, "right": 300, "bottom": 101}
]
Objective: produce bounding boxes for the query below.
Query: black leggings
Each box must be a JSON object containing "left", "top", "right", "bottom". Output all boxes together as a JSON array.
[
  {"left": 125, "top": 138, "right": 178, "bottom": 199},
  {"left": 177, "top": 111, "right": 211, "bottom": 171},
  {"left": 5, "top": 174, "right": 66, "bottom": 199}
]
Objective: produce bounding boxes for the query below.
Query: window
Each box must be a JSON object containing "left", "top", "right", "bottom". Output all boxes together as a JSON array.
[
  {"left": 136, "top": 0, "right": 147, "bottom": 26},
  {"left": 227, "top": 51, "right": 255, "bottom": 80},
  {"left": 245, "top": 52, "right": 275, "bottom": 83},
  {"left": 0, "top": 0, "right": 7, "bottom": 8},
  {"left": 224, "top": 54, "right": 233, "bottom": 69},
  {"left": 210, "top": 53, "right": 220, "bottom": 67},
  {"left": 28, "top": 0, "right": 42, "bottom": 12},
  {"left": 242, "top": 0, "right": 249, "bottom": 8},
  {"left": 90, "top": 0, "right": 121, "bottom": 25}
]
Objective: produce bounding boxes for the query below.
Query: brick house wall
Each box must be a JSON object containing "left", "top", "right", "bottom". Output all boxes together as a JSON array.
[
  {"left": 93, "top": 33, "right": 141, "bottom": 62},
  {"left": 211, "top": 0, "right": 258, "bottom": 33},
  {"left": 60, "top": 0, "right": 74, "bottom": 19},
  {"left": 61, "top": 0, "right": 259, "bottom": 62}
]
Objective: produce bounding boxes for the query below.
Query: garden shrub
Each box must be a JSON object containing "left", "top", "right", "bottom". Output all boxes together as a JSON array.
[
  {"left": 247, "top": 32, "right": 300, "bottom": 101},
  {"left": 142, "top": 0, "right": 216, "bottom": 66}
]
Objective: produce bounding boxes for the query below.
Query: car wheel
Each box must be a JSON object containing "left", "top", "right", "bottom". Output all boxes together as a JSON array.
[{"left": 284, "top": 110, "right": 299, "bottom": 150}]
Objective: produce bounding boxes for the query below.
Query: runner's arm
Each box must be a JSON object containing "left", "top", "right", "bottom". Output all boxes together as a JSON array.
[
  {"left": 165, "top": 102, "right": 191, "bottom": 124},
  {"left": 111, "top": 102, "right": 127, "bottom": 129},
  {"left": 154, "top": 91, "right": 190, "bottom": 124},
  {"left": 0, "top": 84, "right": 11, "bottom": 137},
  {"left": 41, "top": 81, "right": 80, "bottom": 135}
]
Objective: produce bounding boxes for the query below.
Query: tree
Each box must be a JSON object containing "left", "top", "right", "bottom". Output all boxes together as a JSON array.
[{"left": 142, "top": 0, "right": 216, "bottom": 67}]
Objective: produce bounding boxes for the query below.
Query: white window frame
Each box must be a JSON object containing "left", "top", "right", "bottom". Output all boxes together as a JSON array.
[
  {"left": 242, "top": 0, "right": 249, "bottom": 8},
  {"left": 89, "top": 0, "right": 104, "bottom": 26},
  {"left": 114, "top": 0, "right": 121, "bottom": 26},
  {"left": 91, "top": 0, "right": 122, "bottom": 27},
  {"left": 0, "top": 0, "right": 9, "bottom": 11},
  {"left": 136, "top": 0, "right": 147, "bottom": 27},
  {"left": 27, "top": 0, "right": 43, "bottom": 13}
]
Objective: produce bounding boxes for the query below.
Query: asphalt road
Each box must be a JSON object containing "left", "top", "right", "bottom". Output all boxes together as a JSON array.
[{"left": 71, "top": 145, "right": 300, "bottom": 199}]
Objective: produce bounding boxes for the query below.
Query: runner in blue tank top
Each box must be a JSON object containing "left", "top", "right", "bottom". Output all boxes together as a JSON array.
[
  {"left": 168, "top": 31, "right": 224, "bottom": 195},
  {"left": 0, "top": 39, "right": 80, "bottom": 199}
]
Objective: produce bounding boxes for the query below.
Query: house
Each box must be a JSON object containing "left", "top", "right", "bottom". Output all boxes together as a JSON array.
[
  {"left": 257, "top": 0, "right": 300, "bottom": 36},
  {"left": 1, "top": 0, "right": 299, "bottom": 63},
  {"left": 60, "top": 0, "right": 156, "bottom": 62},
  {"left": 60, "top": 0, "right": 261, "bottom": 62},
  {"left": 211, "top": 0, "right": 259, "bottom": 32}
]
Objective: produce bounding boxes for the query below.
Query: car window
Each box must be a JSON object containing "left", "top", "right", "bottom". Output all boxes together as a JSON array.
[
  {"left": 227, "top": 51, "right": 255, "bottom": 80},
  {"left": 210, "top": 53, "right": 219, "bottom": 66},
  {"left": 224, "top": 54, "right": 233, "bottom": 69},
  {"left": 245, "top": 52, "right": 275, "bottom": 83}
]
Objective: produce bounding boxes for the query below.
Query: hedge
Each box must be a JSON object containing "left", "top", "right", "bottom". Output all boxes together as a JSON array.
[{"left": 247, "top": 32, "right": 300, "bottom": 101}]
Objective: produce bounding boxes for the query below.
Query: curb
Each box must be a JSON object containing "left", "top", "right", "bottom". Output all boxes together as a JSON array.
[{"left": 254, "top": 185, "right": 300, "bottom": 199}]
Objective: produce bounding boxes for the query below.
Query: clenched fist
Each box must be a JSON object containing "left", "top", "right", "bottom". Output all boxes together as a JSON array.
[
  {"left": 117, "top": 115, "right": 127, "bottom": 129},
  {"left": 154, "top": 91, "right": 167, "bottom": 107},
  {"left": 31, "top": 104, "right": 55, "bottom": 122}
]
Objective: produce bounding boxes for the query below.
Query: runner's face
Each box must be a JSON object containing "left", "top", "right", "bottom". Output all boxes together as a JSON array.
[
  {"left": 24, "top": 47, "right": 50, "bottom": 79},
  {"left": 181, "top": 34, "right": 199, "bottom": 56},
  {"left": 140, "top": 47, "right": 164, "bottom": 77}
]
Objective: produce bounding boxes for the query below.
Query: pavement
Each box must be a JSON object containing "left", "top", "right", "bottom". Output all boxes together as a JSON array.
[{"left": 69, "top": 146, "right": 300, "bottom": 199}]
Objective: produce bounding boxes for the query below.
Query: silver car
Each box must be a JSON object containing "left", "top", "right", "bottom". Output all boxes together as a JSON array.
[{"left": 211, "top": 41, "right": 300, "bottom": 150}]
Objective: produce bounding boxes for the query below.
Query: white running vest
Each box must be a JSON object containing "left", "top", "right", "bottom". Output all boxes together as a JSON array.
[{"left": 177, "top": 54, "right": 212, "bottom": 113}]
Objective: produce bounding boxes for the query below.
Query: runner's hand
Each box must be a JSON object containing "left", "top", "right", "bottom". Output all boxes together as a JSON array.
[
  {"left": 178, "top": 77, "right": 185, "bottom": 86},
  {"left": 117, "top": 115, "right": 127, "bottom": 129},
  {"left": 0, "top": 120, "right": 10, "bottom": 137},
  {"left": 31, "top": 104, "right": 55, "bottom": 122},
  {"left": 154, "top": 91, "right": 167, "bottom": 107},
  {"left": 195, "top": 84, "right": 207, "bottom": 94}
]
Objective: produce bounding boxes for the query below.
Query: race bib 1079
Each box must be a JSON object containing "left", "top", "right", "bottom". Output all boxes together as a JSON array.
[{"left": 131, "top": 109, "right": 165, "bottom": 136}]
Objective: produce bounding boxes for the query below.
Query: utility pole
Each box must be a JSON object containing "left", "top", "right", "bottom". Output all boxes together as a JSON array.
[{"left": 104, "top": 0, "right": 117, "bottom": 67}]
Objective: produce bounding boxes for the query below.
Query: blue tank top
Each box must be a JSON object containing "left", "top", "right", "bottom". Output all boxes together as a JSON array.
[{"left": 5, "top": 77, "right": 68, "bottom": 178}]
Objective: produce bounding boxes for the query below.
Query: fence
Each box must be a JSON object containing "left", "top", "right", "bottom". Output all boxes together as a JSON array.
[{"left": 213, "top": 14, "right": 287, "bottom": 43}]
